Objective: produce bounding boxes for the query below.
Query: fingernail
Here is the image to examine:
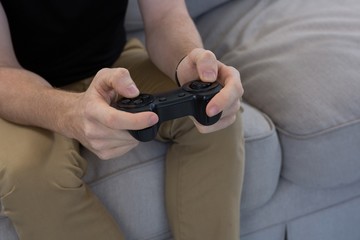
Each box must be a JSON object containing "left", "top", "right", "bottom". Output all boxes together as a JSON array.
[
  {"left": 202, "top": 71, "right": 217, "bottom": 81},
  {"left": 127, "top": 84, "right": 139, "bottom": 95},
  {"left": 208, "top": 106, "right": 220, "bottom": 117},
  {"left": 148, "top": 114, "right": 159, "bottom": 125}
]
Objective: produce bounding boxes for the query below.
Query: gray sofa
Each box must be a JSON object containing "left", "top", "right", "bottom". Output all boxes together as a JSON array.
[{"left": 2, "top": 0, "right": 360, "bottom": 239}]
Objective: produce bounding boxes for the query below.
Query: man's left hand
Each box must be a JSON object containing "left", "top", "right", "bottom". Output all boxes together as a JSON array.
[{"left": 176, "top": 48, "right": 243, "bottom": 133}]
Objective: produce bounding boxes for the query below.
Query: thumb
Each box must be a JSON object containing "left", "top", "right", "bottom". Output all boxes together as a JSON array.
[
  {"left": 188, "top": 49, "right": 218, "bottom": 82},
  {"left": 94, "top": 68, "right": 140, "bottom": 100},
  {"left": 109, "top": 68, "right": 140, "bottom": 98}
]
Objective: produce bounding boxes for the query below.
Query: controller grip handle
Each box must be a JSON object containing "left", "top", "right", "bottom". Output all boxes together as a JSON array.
[{"left": 129, "top": 125, "right": 158, "bottom": 142}]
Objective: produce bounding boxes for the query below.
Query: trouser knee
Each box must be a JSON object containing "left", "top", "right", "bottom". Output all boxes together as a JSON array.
[
  {"left": 1, "top": 153, "right": 84, "bottom": 200},
  {"left": 0, "top": 133, "right": 86, "bottom": 199}
]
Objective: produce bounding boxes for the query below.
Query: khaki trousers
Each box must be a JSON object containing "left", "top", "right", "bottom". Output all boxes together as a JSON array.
[{"left": 0, "top": 39, "right": 244, "bottom": 240}]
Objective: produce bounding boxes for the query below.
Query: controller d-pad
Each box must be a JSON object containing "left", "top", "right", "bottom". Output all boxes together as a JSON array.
[{"left": 118, "top": 94, "right": 154, "bottom": 108}]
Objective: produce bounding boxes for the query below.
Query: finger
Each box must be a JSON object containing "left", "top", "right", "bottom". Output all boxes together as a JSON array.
[
  {"left": 206, "top": 67, "right": 243, "bottom": 117},
  {"left": 190, "top": 98, "right": 240, "bottom": 133},
  {"left": 218, "top": 99, "right": 241, "bottom": 119},
  {"left": 95, "top": 141, "right": 140, "bottom": 160},
  {"left": 189, "top": 49, "right": 218, "bottom": 82},
  {"left": 192, "top": 114, "right": 237, "bottom": 134},
  {"left": 90, "top": 102, "right": 159, "bottom": 131},
  {"left": 94, "top": 68, "right": 140, "bottom": 99},
  {"left": 84, "top": 128, "right": 138, "bottom": 150},
  {"left": 206, "top": 88, "right": 237, "bottom": 118}
]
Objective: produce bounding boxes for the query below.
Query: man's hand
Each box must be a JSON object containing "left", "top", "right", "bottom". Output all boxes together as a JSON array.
[
  {"left": 175, "top": 48, "right": 243, "bottom": 133},
  {"left": 71, "top": 68, "right": 159, "bottom": 160}
]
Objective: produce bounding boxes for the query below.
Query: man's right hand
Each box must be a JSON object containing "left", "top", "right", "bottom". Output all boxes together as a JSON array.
[
  {"left": 1, "top": 3, "right": 158, "bottom": 160},
  {"left": 70, "top": 68, "right": 159, "bottom": 160}
]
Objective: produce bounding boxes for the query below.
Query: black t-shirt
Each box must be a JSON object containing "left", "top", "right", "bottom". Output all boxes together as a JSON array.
[{"left": 1, "top": 0, "right": 128, "bottom": 87}]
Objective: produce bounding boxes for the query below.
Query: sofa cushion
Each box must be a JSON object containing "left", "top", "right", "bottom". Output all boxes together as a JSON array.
[
  {"left": 241, "top": 102, "right": 281, "bottom": 211},
  {"left": 241, "top": 178, "right": 360, "bottom": 236},
  {"left": 82, "top": 141, "right": 170, "bottom": 239},
  {"left": 82, "top": 140, "right": 168, "bottom": 185},
  {"left": 0, "top": 217, "right": 17, "bottom": 240},
  {"left": 195, "top": 0, "right": 360, "bottom": 188},
  {"left": 287, "top": 196, "right": 360, "bottom": 240},
  {"left": 125, "top": 0, "right": 231, "bottom": 31}
]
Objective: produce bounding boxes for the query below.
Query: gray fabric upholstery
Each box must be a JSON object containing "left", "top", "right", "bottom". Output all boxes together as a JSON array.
[
  {"left": 241, "top": 103, "right": 281, "bottom": 211},
  {"left": 241, "top": 179, "right": 360, "bottom": 235},
  {"left": 287, "top": 197, "right": 360, "bottom": 240},
  {"left": 88, "top": 154, "right": 170, "bottom": 239},
  {"left": 2, "top": 0, "right": 360, "bottom": 239},
  {"left": 241, "top": 225, "right": 285, "bottom": 240},
  {"left": 125, "top": 0, "right": 231, "bottom": 31},
  {"left": 196, "top": 0, "right": 360, "bottom": 188},
  {"left": 0, "top": 217, "right": 16, "bottom": 240}
]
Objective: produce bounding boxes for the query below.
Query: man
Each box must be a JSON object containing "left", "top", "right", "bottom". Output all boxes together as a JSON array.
[{"left": 0, "top": 0, "right": 244, "bottom": 239}]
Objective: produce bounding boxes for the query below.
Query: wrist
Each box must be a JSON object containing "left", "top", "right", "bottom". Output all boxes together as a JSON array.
[
  {"left": 174, "top": 55, "right": 187, "bottom": 87},
  {"left": 56, "top": 91, "right": 84, "bottom": 139},
  {"left": 38, "top": 88, "right": 82, "bottom": 139}
]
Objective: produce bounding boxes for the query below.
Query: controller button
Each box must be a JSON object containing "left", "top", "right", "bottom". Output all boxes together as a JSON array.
[
  {"left": 159, "top": 97, "right": 167, "bottom": 102},
  {"left": 178, "top": 93, "right": 186, "bottom": 97},
  {"left": 121, "top": 99, "right": 131, "bottom": 105},
  {"left": 134, "top": 99, "right": 143, "bottom": 105},
  {"left": 141, "top": 95, "right": 151, "bottom": 101}
]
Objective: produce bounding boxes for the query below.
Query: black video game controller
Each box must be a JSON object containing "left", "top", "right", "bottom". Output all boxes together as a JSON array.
[{"left": 112, "top": 80, "right": 223, "bottom": 142}]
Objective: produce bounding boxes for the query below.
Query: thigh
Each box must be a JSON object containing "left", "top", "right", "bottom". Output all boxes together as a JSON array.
[
  {"left": 162, "top": 112, "right": 244, "bottom": 240},
  {"left": 0, "top": 118, "right": 83, "bottom": 176},
  {"left": 113, "top": 38, "right": 178, "bottom": 94},
  {"left": 63, "top": 38, "right": 177, "bottom": 95},
  {"left": 0, "top": 118, "right": 124, "bottom": 240},
  {"left": 0, "top": 117, "right": 85, "bottom": 200}
]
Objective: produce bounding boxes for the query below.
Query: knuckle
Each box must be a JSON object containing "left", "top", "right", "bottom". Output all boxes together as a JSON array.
[
  {"left": 191, "top": 48, "right": 217, "bottom": 63},
  {"left": 84, "top": 135, "right": 103, "bottom": 152},
  {"left": 230, "top": 65, "right": 239, "bottom": 75},
  {"left": 96, "top": 68, "right": 108, "bottom": 76},
  {"left": 95, "top": 68, "right": 111, "bottom": 81},
  {"left": 218, "top": 116, "right": 235, "bottom": 130},
  {"left": 202, "top": 50, "right": 216, "bottom": 59},
  {"left": 197, "top": 126, "right": 210, "bottom": 134},
  {"left": 97, "top": 68, "right": 131, "bottom": 86},
  {"left": 226, "top": 100, "right": 241, "bottom": 116},
  {"left": 83, "top": 101, "right": 97, "bottom": 122},
  {"left": 113, "top": 68, "right": 130, "bottom": 79},
  {"left": 103, "top": 112, "right": 119, "bottom": 128},
  {"left": 97, "top": 151, "right": 111, "bottom": 160},
  {"left": 100, "top": 67, "right": 111, "bottom": 73},
  {"left": 236, "top": 80, "right": 244, "bottom": 95},
  {"left": 233, "top": 77, "right": 244, "bottom": 95},
  {"left": 82, "top": 122, "right": 96, "bottom": 140},
  {"left": 228, "top": 115, "right": 237, "bottom": 126}
]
